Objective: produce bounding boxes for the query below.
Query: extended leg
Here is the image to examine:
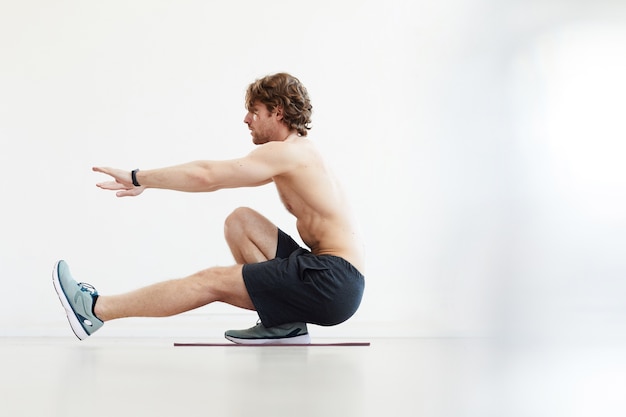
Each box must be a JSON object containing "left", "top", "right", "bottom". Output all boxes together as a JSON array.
[
  {"left": 94, "top": 264, "right": 254, "bottom": 321},
  {"left": 93, "top": 207, "right": 277, "bottom": 322},
  {"left": 53, "top": 259, "right": 255, "bottom": 340}
]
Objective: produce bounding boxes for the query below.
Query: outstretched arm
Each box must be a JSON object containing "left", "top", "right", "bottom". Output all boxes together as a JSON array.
[{"left": 93, "top": 142, "right": 298, "bottom": 197}]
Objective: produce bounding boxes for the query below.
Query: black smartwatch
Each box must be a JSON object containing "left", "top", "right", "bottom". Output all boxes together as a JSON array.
[{"left": 131, "top": 169, "right": 141, "bottom": 187}]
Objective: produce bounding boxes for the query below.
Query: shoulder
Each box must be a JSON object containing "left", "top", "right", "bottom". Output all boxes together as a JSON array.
[
  {"left": 248, "top": 138, "right": 320, "bottom": 176},
  {"left": 251, "top": 138, "right": 314, "bottom": 161}
]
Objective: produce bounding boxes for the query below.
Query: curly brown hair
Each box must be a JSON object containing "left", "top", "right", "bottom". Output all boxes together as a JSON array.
[{"left": 246, "top": 73, "right": 313, "bottom": 136}]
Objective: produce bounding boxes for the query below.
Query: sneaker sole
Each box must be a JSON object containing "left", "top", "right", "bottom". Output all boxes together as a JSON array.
[
  {"left": 224, "top": 333, "right": 311, "bottom": 345},
  {"left": 52, "top": 261, "right": 89, "bottom": 340}
]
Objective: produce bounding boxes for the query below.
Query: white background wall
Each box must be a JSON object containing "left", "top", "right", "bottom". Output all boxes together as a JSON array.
[{"left": 1, "top": 0, "right": 625, "bottom": 340}]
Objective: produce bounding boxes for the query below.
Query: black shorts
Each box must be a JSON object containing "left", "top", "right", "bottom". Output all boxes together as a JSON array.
[{"left": 242, "top": 229, "right": 365, "bottom": 328}]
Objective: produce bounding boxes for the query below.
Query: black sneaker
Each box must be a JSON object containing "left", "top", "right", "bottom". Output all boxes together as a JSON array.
[{"left": 224, "top": 321, "right": 310, "bottom": 345}]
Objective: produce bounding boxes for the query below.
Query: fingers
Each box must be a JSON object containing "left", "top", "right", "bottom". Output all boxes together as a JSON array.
[
  {"left": 92, "top": 166, "right": 112, "bottom": 175},
  {"left": 116, "top": 186, "right": 145, "bottom": 198},
  {"left": 96, "top": 181, "right": 129, "bottom": 191},
  {"left": 94, "top": 166, "right": 133, "bottom": 187},
  {"left": 97, "top": 181, "right": 144, "bottom": 197}
]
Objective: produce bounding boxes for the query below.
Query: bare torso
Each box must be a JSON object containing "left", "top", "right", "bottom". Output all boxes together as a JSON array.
[{"left": 271, "top": 137, "right": 365, "bottom": 274}]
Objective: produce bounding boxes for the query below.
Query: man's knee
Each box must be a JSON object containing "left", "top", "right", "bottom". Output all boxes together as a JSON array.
[
  {"left": 224, "top": 207, "right": 256, "bottom": 240},
  {"left": 225, "top": 207, "right": 256, "bottom": 227}
]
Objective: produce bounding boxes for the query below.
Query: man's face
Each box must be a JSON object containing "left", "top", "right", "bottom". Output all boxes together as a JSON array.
[{"left": 243, "top": 101, "right": 279, "bottom": 145}]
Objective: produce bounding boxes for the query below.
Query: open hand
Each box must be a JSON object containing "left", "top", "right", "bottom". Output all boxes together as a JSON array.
[{"left": 93, "top": 166, "right": 145, "bottom": 197}]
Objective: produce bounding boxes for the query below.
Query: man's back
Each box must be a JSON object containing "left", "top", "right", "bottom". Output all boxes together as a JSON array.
[{"left": 270, "top": 136, "right": 365, "bottom": 274}]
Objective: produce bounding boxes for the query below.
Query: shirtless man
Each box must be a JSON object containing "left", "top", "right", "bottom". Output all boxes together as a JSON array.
[{"left": 52, "top": 73, "right": 365, "bottom": 344}]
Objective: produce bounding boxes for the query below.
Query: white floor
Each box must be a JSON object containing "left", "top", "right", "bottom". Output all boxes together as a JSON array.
[{"left": 1, "top": 337, "right": 625, "bottom": 417}]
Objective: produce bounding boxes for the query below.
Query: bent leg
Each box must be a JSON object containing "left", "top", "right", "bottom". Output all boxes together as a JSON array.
[
  {"left": 224, "top": 207, "right": 279, "bottom": 264},
  {"left": 94, "top": 264, "right": 254, "bottom": 321}
]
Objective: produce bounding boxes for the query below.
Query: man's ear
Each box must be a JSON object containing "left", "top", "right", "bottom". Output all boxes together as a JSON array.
[{"left": 274, "top": 105, "right": 284, "bottom": 121}]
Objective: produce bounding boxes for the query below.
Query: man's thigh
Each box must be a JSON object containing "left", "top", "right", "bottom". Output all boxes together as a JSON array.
[{"left": 200, "top": 264, "right": 255, "bottom": 311}]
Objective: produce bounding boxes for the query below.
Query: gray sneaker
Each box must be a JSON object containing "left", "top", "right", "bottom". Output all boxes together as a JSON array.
[
  {"left": 225, "top": 321, "right": 311, "bottom": 345},
  {"left": 52, "top": 260, "right": 103, "bottom": 340}
]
